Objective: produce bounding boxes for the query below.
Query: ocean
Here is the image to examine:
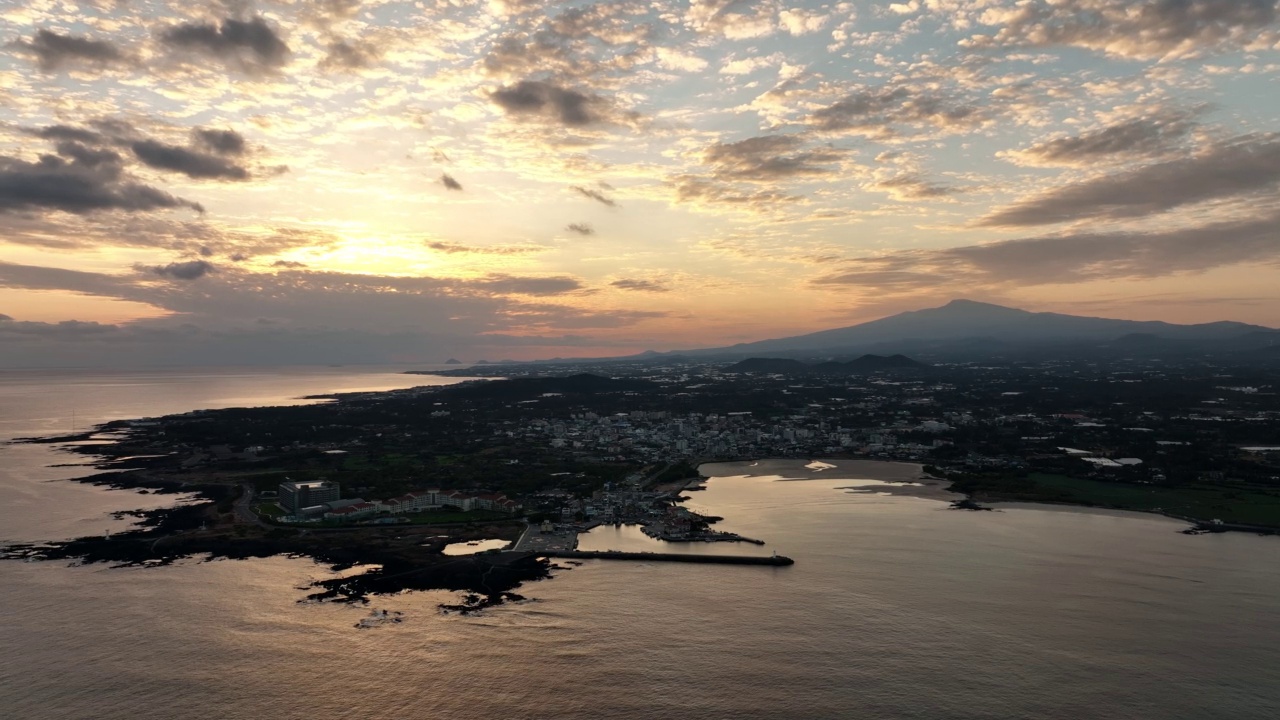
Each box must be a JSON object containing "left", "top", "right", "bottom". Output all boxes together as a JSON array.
[{"left": 1, "top": 367, "right": 1278, "bottom": 719}]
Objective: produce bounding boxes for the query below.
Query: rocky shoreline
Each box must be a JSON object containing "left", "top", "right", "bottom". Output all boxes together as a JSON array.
[{"left": 3, "top": 430, "right": 550, "bottom": 615}]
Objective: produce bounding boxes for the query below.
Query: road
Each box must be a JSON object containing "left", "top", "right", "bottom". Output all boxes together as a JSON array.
[{"left": 233, "top": 482, "right": 270, "bottom": 528}]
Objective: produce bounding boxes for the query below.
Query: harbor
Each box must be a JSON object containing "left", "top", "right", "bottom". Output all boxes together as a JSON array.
[{"left": 538, "top": 549, "right": 794, "bottom": 566}]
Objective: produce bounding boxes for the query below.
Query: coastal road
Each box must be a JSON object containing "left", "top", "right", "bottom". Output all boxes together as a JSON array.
[{"left": 234, "top": 482, "right": 270, "bottom": 528}]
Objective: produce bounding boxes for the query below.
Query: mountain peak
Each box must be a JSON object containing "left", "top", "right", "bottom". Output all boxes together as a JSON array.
[{"left": 935, "top": 299, "right": 1028, "bottom": 315}]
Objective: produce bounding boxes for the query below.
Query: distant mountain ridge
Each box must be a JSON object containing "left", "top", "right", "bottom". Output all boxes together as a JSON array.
[{"left": 662, "top": 300, "right": 1280, "bottom": 361}]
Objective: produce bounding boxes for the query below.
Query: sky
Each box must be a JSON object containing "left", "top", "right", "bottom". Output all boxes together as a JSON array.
[{"left": 1, "top": 0, "right": 1279, "bottom": 367}]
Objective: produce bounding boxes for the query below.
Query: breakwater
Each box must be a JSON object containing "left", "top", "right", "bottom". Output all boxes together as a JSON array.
[{"left": 539, "top": 550, "right": 794, "bottom": 566}]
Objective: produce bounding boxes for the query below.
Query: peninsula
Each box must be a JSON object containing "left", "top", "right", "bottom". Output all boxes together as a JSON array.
[{"left": 6, "top": 350, "right": 1280, "bottom": 610}]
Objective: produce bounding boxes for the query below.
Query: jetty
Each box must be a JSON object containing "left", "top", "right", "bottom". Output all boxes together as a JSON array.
[{"left": 538, "top": 549, "right": 794, "bottom": 566}]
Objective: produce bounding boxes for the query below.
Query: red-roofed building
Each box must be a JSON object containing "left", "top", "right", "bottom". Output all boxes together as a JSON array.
[{"left": 324, "top": 501, "right": 377, "bottom": 520}]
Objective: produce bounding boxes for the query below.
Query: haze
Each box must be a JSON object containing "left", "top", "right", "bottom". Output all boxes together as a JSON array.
[{"left": 2, "top": 1, "right": 1279, "bottom": 367}]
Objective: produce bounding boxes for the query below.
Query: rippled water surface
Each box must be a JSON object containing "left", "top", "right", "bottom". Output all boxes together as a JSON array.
[{"left": 2, "top": 368, "right": 1279, "bottom": 719}]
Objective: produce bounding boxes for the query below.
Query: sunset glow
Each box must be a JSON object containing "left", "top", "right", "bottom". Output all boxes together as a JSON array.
[{"left": 2, "top": 1, "right": 1278, "bottom": 365}]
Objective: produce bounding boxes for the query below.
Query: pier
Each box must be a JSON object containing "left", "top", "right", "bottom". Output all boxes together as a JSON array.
[{"left": 538, "top": 550, "right": 794, "bottom": 566}]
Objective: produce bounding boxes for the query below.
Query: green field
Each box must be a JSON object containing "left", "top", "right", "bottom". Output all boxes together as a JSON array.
[
  {"left": 253, "top": 502, "right": 285, "bottom": 518},
  {"left": 992, "top": 474, "right": 1280, "bottom": 528}
]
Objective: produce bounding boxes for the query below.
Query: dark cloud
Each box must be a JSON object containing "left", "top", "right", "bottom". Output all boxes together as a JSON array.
[
  {"left": 0, "top": 317, "right": 123, "bottom": 341},
  {"left": 151, "top": 260, "right": 216, "bottom": 280},
  {"left": 271, "top": 260, "right": 307, "bottom": 268},
  {"left": 566, "top": 223, "right": 595, "bottom": 235},
  {"left": 814, "top": 208, "right": 1280, "bottom": 291},
  {"left": 159, "top": 17, "right": 291, "bottom": 72},
  {"left": 425, "top": 241, "right": 542, "bottom": 255},
  {"left": 810, "top": 86, "right": 984, "bottom": 137},
  {"left": 0, "top": 261, "right": 669, "bottom": 367},
  {"left": 981, "top": 135, "right": 1280, "bottom": 227},
  {"left": 131, "top": 140, "right": 251, "bottom": 181},
  {"left": 54, "top": 141, "right": 121, "bottom": 168},
  {"left": 491, "top": 80, "right": 613, "bottom": 127},
  {"left": 610, "top": 278, "right": 669, "bottom": 292},
  {"left": 1011, "top": 112, "right": 1197, "bottom": 167},
  {"left": 440, "top": 173, "right": 463, "bottom": 191},
  {"left": 10, "top": 29, "right": 127, "bottom": 72},
  {"left": 702, "top": 135, "right": 844, "bottom": 181},
  {"left": 571, "top": 185, "right": 617, "bottom": 206},
  {"left": 320, "top": 39, "right": 380, "bottom": 70},
  {"left": 0, "top": 153, "right": 203, "bottom": 215},
  {"left": 29, "top": 125, "right": 106, "bottom": 144},
  {"left": 963, "top": 0, "right": 1280, "bottom": 59},
  {"left": 193, "top": 128, "right": 247, "bottom": 156},
  {"left": 473, "top": 274, "right": 587, "bottom": 295}
]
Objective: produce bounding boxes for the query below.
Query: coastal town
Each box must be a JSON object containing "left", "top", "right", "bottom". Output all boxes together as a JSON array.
[
  {"left": 5, "top": 353, "right": 1279, "bottom": 611},
  {"left": 81, "top": 354, "right": 1280, "bottom": 534}
]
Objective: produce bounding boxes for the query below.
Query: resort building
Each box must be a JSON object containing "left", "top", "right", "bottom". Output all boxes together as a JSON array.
[{"left": 279, "top": 480, "right": 340, "bottom": 514}]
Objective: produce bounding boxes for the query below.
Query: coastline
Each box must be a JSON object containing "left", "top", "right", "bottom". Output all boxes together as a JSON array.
[
  {"left": 697, "top": 457, "right": 1278, "bottom": 536},
  {"left": 698, "top": 458, "right": 960, "bottom": 502},
  {"left": 1, "top": 374, "right": 550, "bottom": 613}
]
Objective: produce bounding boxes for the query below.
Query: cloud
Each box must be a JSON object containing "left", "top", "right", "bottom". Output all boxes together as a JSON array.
[
  {"left": 490, "top": 80, "right": 624, "bottom": 127},
  {"left": 981, "top": 135, "right": 1280, "bottom": 227},
  {"left": 10, "top": 29, "right": 127, "bottom": 72},
  {"left": 667, "top": 134, "right": 841, "bottom": 212},
  {"left": 671, "top": 176, "right": 800, "bottom": 210},
  {"left": 193, "top": 129, "right": 247, "bottom": 156},
  {"left": 159, "top": 16, "right": 291, "bottom": 72},
  {"left": 720, "top": 53, "right": 783, "bottom": 76},
  {"left": 131, "top": 140, "right": 251, "bottom": 181},
  {"left": 28, "top": 125, "right": 106, "bottom": 145},
  {"left": 0, "top": 153, "right": 203, "bottom": 215},
  {"left": 54, "top": 141, "right": 122, "bottom": 168},
  {"left": 655, "top": 47, "right": 708, "bottom": 72},
  {"left": 779, "top": 8, "right": 830, "bottom": 35},
  {"left": 150, "top": 260, "right": 216, "bottom": 280},
  {"left": 320, "top": 39, "right": 381, "bottom": 71},
  {"left": 571, "top": 185, "right": 618, "bottom": 207},
  {"left": 0, "top": 260, "right": 677, "bottom": 366},
  {"left": 702, "top": 135, "right": 844, "bottom": 182},
  {"left": 611, "top": 278, "right": 670, "bottom": 292},
  {"left": 566, "top": 223, "right": 595, "bottom": 235},
  {"left": 425, "top": 241, "right": 542, "bottom": 255},
  {"left": 813, "top": 208, "right": 1280, "bottom": 291},
  {"left": 962, "top": 0, "right": 1280, "bottom": 60},
  {"left": 873, "top": 174, "right": 957, "bottom": 200},
  {"left": 271, "top": 260, "right": 307, "bottom": 268},
  {"left": 686, "top": 0, "right": 777, "bottom": 39},
  {"left": 472, "top": 274, "right": 587, "bottom": 296},
  {"left": 440, "top": 173, "right": 463, "bottom": 191},
  {"left": 1006, "top": 112, "right": 1198, "bottom": 167},
  {"left": 810, "top": 85, "right": 985, "bottom": 138}
]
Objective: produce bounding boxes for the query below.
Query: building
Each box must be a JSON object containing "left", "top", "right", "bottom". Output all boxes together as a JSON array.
[
  {"left": 324, "top": 501, "right": 376, "bottom": 520},
  {"left": 279, "top": 480, "right": 340, "bottom": 514}
]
